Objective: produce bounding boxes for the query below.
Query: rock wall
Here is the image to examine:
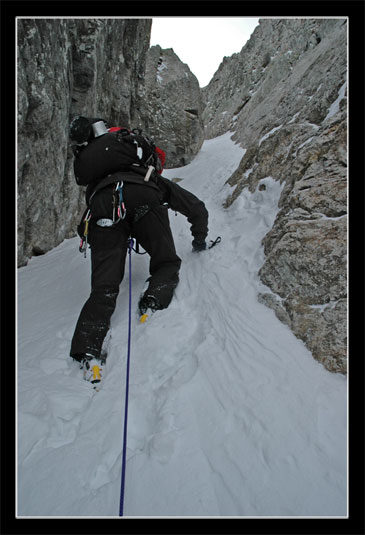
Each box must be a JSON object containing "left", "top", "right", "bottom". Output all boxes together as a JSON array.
[
  {"left": 203, "top": 18, "right": 347, "bottom": 373},
  {"left": 135, "top": 45, "right": 205, "bottom": 167},
  {"left": 17, "top": 18, "right": 152, "bottom": 267}
]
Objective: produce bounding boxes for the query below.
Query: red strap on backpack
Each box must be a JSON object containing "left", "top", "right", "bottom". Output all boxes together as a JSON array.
[
  {"left": 108, "top": 126, "right": 125, "bottom": 133},
  {"left": 155, "top": 146, "right": 166, "bottom": 173}
]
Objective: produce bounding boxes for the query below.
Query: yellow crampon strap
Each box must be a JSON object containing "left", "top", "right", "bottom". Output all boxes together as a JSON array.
[
  {"left": 140, "top": 313, "right": 149, "bottom": 324},
  {"left": 80, "top": 210, "right": 92, "bottom": 258},
  {"left": 92, "top": 365, "right": 101, "bottom": 381},
  {"left": 84, "top": 218, "right": 90, "bottom": 237}
]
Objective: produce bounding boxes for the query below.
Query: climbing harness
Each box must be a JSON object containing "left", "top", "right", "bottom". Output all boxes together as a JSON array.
[
  {"left": 79, "top": 209, "right": 91, "bottom": 258},
  {"left": 119, "top": 237, "right": 134, "bottom": 517}
]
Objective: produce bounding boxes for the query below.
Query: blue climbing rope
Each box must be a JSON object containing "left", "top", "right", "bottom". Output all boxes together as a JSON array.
[{"left": 119, "top": 237, "right": 134, "bottom": 517}]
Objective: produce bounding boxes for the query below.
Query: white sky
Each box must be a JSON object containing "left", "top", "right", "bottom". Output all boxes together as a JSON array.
[{"left": 150, "top": 17, "right": 260, "bottom": 87}]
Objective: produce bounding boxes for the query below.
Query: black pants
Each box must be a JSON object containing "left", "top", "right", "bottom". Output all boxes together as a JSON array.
[{"left": 70, "top": 183, "right": 181, "bottom": 361}]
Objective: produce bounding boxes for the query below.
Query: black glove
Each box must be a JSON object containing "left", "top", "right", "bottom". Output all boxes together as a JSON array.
[{"left": 192, "top": 239, "right": 207, "bottom": 252}]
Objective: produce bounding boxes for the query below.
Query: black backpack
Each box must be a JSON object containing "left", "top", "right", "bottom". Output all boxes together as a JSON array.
[{"left": 73, "top": 128, "right": 159, "bottom": 186}]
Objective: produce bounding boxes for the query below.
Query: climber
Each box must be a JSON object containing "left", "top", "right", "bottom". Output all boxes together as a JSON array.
[{"left": 68, "top": 116, "right": 208, "bottom": 387}]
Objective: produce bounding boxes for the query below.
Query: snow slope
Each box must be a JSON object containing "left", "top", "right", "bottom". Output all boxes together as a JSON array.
[{"left": 17, "top": 132, "right": 347, "bottom": 517}]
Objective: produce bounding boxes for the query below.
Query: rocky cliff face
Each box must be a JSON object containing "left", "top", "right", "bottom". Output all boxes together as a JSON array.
[
  {"left": 135, "top": 45, "right": 205, "bottom": 167},
  {"left": 203, "top": 18, "right": 347, "bottom": 373}
]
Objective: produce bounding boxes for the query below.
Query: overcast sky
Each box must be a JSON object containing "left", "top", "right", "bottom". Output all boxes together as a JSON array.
[{"left": 150, "top": 17, "right": 260, "bottom": 87}]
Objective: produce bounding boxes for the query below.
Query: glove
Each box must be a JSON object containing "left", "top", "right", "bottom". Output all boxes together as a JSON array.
[{"left": 192, "top": 239, "right": 207, "bottom": 252}]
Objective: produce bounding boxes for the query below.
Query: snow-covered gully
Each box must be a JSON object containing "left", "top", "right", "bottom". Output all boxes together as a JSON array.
[{"left": 17, "top": 133, "right": 347, "bottom": 518}]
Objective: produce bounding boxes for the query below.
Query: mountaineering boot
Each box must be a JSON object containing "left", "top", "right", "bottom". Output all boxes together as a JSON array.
[
  {"left": 138, "top": 295, "right": 160, "bottom": 323},
  {"left": 138, "top": 294, "right": 161, "bottom": 315},
  {"left": 82, "top": 355, "right": 106, "bottom": 391}
]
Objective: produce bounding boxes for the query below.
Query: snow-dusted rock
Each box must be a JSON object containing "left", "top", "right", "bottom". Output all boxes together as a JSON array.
[
  {"left": 204, "top": 19, "right": 347, "bottom": 372},
  {"left": 136, "top": 45, "right": 205, "bottom": 167}
]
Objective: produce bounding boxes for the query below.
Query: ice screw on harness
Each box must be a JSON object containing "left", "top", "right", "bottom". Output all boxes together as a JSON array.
[
  {"left": 79, "top": 209, "right": 91, "bottom": 258},
  {"left": 119, "top": 237, "right": 134, "bottom": 517}
]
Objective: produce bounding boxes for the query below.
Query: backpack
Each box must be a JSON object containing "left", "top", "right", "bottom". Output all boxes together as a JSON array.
[{"left": 73, "top": 128, "right": 161, "bottom": 186}]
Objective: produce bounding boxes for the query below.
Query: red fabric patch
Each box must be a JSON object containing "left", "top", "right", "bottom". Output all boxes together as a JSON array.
[{"left": 155, "top": 146, "right": 166, "bottom": 172}]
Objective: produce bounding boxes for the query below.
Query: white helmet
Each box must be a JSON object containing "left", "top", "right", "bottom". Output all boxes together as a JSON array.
[{"left": 92, "top": 120, "right": 108, "bottom": 138}]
